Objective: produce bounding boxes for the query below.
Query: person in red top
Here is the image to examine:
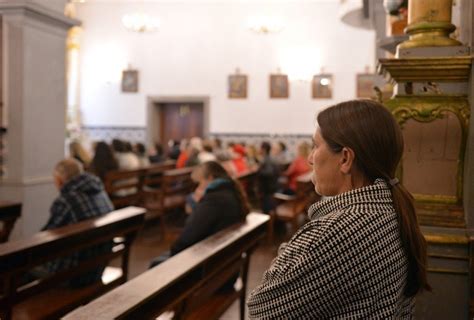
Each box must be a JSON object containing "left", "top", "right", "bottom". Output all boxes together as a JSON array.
[
  {"left": 231, "top": 144, "right": 249, "bottom": 174},
  {"left": 284, "top": 141, "right": 311, "bottom": 193}
]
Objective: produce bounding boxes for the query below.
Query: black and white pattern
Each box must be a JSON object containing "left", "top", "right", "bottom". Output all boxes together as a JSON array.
[{"left": 247, "top": 179, "right": 415, "bottom": 319}]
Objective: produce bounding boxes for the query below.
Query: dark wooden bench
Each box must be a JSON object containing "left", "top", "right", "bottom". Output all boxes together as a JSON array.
[
  {"left": 0, "top": 201, "right": 21, "bottom": 243},
  {"left": 0, "top": 206, "right": 145, "bottom": 320},
  {"left": 64, "top": 212, "right": 270, "bottom": 320},
  {"left": 143, "top": 167, "right": 195, "bottom": 237},
  {"left": 270, "top": 172, "right": 319, "bottom": 240},
  {"left": 104, "top": 168, "right": 146, "bottom": 209},
  {"left": 235, "top": 168, "right": 258, "bottom": 204}
]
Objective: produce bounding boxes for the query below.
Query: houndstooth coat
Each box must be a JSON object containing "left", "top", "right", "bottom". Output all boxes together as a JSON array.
[{"left": 247, "top": 179, "right": 414, "bottom": 319}]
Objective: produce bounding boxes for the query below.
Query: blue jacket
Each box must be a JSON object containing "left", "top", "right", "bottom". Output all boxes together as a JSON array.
[{"left": 43, "top": 173, "right": 114, "bottom": 287}]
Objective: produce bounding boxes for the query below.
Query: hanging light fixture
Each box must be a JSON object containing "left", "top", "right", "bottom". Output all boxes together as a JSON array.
[
  {"left": 248, "top": 16, "right": 284, "bottom": 34},
  {"left": 122, "top": 13, "right": 159, "bottom": 33}
]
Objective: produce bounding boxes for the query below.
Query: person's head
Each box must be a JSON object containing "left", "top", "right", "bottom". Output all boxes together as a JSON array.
[
  {"left": 135, "top": 143, "right": 146, "bottom": 156},
  {"left": 53, "top": 158, "right": 84, "bottom": 190},
  {"left": 297, "top": 141, "right": 310, "bottom": 159},
  {"left": 310, "top": 99, "right": 429, "bottom": 297},
  {"left": 202, "top": 141, "right": 213, "bottom": 153},
  {"left": 213, "top": 138, "right": 222, "bottom": 149},
  {"left": 189, "top": 136, "right": 203, "bottom": 151},
  {"left": 200, "top": 161, "right": 250, "bottom": 218},
  {"left": 260, "top": 141, "right": 271, "bottom": 156},
  {"left": 111, "top": 139, "right": 124, "bottom": 152},
  {"left": 123, "top": 141, "right": 133, "bottom": 153},
  {"left": 278, "top": 141, "right": 287, "bottom": 152},
  {"left": 310, "top": 99, "right": 401, "bottom": 196},
  {"left": 91, "top": 142, "right": 118, "bottom": 180},
  {"left": 246, "top": 144, "right": 258, "bottom": 158},
  {"left": 270, "top": 142, "right": 281, "bottom": 156},
  {"left": 69, "top": 140, "right": 91, "bottom": 164}
]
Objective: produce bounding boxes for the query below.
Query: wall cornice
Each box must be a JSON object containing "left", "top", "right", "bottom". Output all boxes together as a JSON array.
[{"left": 0, "top": 1, "right": 80, "bottom": 30}]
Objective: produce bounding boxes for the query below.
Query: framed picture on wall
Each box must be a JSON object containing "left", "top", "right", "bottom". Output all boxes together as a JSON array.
[
  {"left": 312, "top": 74, "right": 333, "bottom": 99},
  {"left": 356, "top": 73, "right": 375, "bottom": 98},
  {"left": 121, "top": 70, "right": 139, "bottom": 93},
  {"left": 269, "top": 74, "right": 289, "bottom": 98},
  {"left": 228, "top": 74, "right": 248, "bottom": 99}
]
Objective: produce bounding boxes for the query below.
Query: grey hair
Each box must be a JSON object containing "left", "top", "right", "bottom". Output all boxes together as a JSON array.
[{"left": 54, "top": 158, "right": 84, "bottom": 182}]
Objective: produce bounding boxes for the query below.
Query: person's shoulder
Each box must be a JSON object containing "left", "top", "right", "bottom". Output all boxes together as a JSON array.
[{"left": 50, "top": 195, "right": 72, "bottom": 212}]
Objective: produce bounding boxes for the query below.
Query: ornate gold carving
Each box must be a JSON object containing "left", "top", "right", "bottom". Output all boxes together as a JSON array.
[
  {"left": 385, "top": 95, "right": 470, "bottom": 205},
  {"left": 378, "top": 56, "right": 472, "bottom": 83}
]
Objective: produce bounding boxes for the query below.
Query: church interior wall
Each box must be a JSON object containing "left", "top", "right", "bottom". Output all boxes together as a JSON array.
[{"left": 75, "top": 1, "right": 375, "bottom": 137}]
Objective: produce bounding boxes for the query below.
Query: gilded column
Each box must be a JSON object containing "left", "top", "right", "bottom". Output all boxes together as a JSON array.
[{"left": 398, "top": 0, "right": 461, "bottom": 51}]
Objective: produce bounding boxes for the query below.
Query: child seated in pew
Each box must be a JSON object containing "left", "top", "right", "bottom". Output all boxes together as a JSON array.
[{"left": 150, "top": 161, "right": 250, "bottom": 269}]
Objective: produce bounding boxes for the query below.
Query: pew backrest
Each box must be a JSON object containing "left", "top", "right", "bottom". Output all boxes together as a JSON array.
[
  {"left": 64, "top": 212, "right": 269, "bottom": 320},
  {"left": 0, "top": 201, "right": 22, "bottom": 243},
  {"left": 104, "top": 168, "right": 146, "bottom": 208},
  {"left": 0, "top": 206, "right": 145, "bottom": 320}
]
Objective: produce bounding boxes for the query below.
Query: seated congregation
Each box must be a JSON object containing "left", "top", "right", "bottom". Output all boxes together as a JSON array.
[{"left": 0, "top": 100, "right": 430, "bottom": 319}]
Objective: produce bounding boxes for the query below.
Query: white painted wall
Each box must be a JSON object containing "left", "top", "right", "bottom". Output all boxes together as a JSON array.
[{"left": 76, "top": 1, "right": 375, "bottom": 135}]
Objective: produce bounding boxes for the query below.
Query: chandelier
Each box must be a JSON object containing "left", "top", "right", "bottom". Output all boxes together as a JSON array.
[
  {"left": 122, "top": 13, "right": 159, "bottom": 33},
  {"left": 248, "top": 16, "right": 284, "bottom": 34}
]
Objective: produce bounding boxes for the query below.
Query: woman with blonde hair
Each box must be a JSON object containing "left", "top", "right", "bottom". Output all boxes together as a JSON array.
[
  {"left": 248, "top": 99, "right": 430, "bottom": 318},
  {"left": 69, "top": 140, "right": 91, "bottom": 168}
]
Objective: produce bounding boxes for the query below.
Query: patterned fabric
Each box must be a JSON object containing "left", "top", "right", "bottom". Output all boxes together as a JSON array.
[
  {"left": 247, "top": 179, "right": 415, "bottom": 319},
  {"left": 42, "top": 173, "right": 114, "bottom": 287}
]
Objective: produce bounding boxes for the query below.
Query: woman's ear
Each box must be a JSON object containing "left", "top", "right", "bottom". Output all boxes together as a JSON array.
[{"left": 340, "top": 147, "right": 355, "bottom": 175}]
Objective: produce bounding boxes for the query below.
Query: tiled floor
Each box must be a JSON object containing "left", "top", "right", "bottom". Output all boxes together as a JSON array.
[{"left": 126, "top": 218, "right": 287, "bottom": 319}]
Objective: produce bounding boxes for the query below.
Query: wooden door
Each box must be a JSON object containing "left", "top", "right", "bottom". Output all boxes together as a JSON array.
[{"left": 159, "top": 102, "right": 204, "bottom": 148}]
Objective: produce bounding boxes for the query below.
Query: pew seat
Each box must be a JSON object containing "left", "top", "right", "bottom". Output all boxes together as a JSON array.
[
  {"left": 0, "top": 206, "right": 145, "bottom": 320},
  {"left": 12, "top": 267, "right": 122, "bottom": 320},
  {"left": 143, "top": 167, "right": 195, "bottom": 238}
]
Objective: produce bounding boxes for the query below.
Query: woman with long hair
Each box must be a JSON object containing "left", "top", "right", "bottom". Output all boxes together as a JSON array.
[
  {"left": 89, "top": 141, "right": 119, "bottom": 181},
  {"left": 248, "top": 100, "right": 430, "bottom": 318}
]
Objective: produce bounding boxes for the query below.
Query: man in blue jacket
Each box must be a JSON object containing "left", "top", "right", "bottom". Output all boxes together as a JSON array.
[{"left": 42, "top": 158, "right": 114, "bottom": 287}]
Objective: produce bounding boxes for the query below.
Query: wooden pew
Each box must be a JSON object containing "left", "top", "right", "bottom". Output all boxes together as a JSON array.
[
  {"left": 103, "top": 160, "right": 178, "bottom": 210},
  {"left": 235, "top": 168, "right": 258, "bottom": 204},
  {"left": 0, "top": 206, "right": 145, "bottom": 320},
  {"left": 64, "top": 212, "right": 270, "bottom": 320},
  {"left": 143, "top": 167, "right": 195, "bottom": 237},
  {"left": 0, "top": 201, "right": 21, "bottom": 243},
  {"left": 270, "top": 172, "right": 319, "bottom": 239},
  {"left": 104, "top": 168, "right": 146, "bottom": 209}
]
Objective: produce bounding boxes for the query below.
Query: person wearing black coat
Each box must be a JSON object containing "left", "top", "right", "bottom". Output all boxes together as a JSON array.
[{"left": 150, "top": 161, "right": 250, "bottom": 266}]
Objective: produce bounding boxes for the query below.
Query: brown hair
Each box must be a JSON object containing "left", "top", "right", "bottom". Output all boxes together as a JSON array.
[
  {"left": 317, "top": 99, "right": 430, "bottom": 297},
  {"left": 201, "top": 161, "right": 250, "bottom": 218}
]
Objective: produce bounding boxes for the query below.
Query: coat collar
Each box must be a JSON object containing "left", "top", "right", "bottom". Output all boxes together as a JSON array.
[{"left": 307, "top": 179, "right": 393, "bottom": 220}]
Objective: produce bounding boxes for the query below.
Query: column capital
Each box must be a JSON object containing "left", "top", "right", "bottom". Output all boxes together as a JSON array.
[{"left": 0, "top": 1, "right": 80, "bottom": 30}]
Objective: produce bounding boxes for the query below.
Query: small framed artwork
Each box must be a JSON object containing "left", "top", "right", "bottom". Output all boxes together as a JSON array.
[
  {"left": 270, "top": 74, "right": 289, "bottom": 98},
  {"left": 121, "top": 70, "right": 139, "bottom": 93},
  {"left": 356, "top": 73, "right": 375, "bottom": 98},
  {"left": 312, "top": 74, "right": 333, "bottom": 99},
  {"left": 228, "top": 74, "right": 248, "bottom": 99}
]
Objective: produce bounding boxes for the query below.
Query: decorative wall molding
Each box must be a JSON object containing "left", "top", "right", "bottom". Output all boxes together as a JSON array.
[{"left": 82, "top": 126, "right": 147, "bottom": 143}]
